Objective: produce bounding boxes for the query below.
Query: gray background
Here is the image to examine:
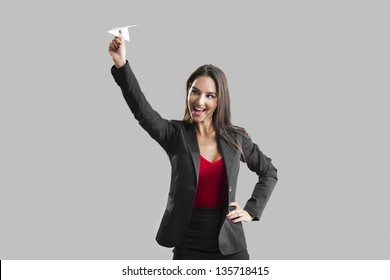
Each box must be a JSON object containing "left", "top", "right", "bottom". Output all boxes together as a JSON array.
[{"left": 1, "top": 0, "right": 389, "bottom": 259}]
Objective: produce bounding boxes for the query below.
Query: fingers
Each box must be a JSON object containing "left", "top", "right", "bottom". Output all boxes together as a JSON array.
[
  {"left": 227, "top": 210, "right": 242, "bottom": 221},
  {"left": 109, "top": 36, "right": 122, "bottom": 52},
  {"left": 226, "top": 202, "right": 252, "bottom": 223},
  {"left": 229, "top": 215, "right": 246, "bottom": 223},
  {"left": 227, "top": 202, "right": 242, "bottom": 222},
  {"left": 108, "top": 35, "right": 126, "bottom": 68}
]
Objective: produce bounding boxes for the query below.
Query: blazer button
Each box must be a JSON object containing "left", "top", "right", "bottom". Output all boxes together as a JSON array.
[{"left": 229, "top": 186, "right": 232, "bottom": 192}]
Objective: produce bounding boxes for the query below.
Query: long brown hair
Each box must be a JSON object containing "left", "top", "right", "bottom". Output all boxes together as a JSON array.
[{"left": 183, "top": 64, "right": 249, "bottom": 160}]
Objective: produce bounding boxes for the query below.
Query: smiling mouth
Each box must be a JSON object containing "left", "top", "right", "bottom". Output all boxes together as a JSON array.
[
  {"left": 192, "top": 106, "right": 206, "bottom": 117},
  {"left": 193, "top": 106, "right": 206, "bottom": 112}
]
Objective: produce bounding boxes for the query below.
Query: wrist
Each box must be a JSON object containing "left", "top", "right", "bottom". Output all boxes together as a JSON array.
[{"left": 114, "top": 58, "right": 126, "bottom": 69}]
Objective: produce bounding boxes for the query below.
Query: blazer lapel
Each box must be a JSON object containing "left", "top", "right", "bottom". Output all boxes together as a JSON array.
[
  {"left": 218, "top": 137, "right": 236, "bottom": 187},
  {"left": 183, "top": 125, "right": 200, "bottom": 186}
]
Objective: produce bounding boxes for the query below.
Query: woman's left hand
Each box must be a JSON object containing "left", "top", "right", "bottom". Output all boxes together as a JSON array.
[{"left": 226, "top": 202, "right": 254, "bottom": 223}]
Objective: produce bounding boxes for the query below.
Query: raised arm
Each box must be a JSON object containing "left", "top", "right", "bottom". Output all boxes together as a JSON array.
[{"left": 108, "top": 33, "right": 177, "bottom": 151}]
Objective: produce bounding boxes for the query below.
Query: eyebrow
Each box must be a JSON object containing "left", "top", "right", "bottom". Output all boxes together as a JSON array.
[{"left": 192, "top": 86, "right": 216, "bottom": 95}]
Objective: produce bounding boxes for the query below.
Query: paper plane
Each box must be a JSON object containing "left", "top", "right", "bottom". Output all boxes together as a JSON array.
[{"left": 107, "top": 25, "right": 137, "bottom": 42}]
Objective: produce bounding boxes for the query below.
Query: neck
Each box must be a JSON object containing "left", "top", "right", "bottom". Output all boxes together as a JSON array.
[{"left": 196, "top": 120, "right": 215, "bottom": 136}]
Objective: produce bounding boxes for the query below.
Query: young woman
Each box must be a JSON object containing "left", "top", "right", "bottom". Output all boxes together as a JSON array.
[{"left": 108, "top": 33, "right": 278, "bottom": 260}]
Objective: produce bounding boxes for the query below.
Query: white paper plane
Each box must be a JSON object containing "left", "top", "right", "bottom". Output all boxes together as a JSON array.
[{"left": 107, "top": 25, "right": 137, "bottom": 42}]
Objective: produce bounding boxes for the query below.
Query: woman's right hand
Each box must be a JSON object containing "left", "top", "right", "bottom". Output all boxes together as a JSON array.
[{"left": 108, "top": 31, "right": 126, "bottom": 68}]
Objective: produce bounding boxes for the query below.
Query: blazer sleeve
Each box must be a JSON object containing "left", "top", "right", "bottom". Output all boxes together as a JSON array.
[
  {"left": 111, "top": 61, "right": 177, "bottom": 151},
  {"left": 241, "top": 135, "right": 278, "bottom": 221}
]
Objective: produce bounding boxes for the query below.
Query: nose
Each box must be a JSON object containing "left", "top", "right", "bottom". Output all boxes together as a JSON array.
[{"left": 197, "top": 94, "right": 207, "bottom": 105}]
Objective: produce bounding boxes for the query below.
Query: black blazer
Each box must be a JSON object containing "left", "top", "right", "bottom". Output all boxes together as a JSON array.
[{"left": 111, "top": 61, "right": 278, "bottom": 255}]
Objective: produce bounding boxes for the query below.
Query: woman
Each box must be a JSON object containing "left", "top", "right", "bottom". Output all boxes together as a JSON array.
[{"left": 108, "top": 33, "right": 278, "bottom": 260}]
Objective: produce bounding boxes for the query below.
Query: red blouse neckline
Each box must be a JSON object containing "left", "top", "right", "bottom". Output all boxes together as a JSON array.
[{"left": 200, "top": 154, "right": 223, "bottom": 164}]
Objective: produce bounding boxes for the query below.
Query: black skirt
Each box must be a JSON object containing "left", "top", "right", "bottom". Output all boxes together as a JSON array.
[{"left": 173, "top": 208, "right": 249, "bottom": 260}]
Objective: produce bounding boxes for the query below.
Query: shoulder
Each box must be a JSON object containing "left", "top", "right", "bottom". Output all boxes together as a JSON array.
[
  {"left": 227, "top": 125, "right": 251, "bottom": 141},
  {"left": 170, "top": 119, "right": 186, "bottom": 127},
  {"left": 170, "top": 120, "right": 194, "bottom": 131}
]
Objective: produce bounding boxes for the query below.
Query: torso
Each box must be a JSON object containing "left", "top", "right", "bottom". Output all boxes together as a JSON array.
[{"left": 197, "top": 131, "right": 222, "bottom": 163}]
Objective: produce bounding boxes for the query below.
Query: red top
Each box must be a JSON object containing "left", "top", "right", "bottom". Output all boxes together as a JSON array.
[{"left": 193, "top": 155, "right": 228, "bottom": 208}]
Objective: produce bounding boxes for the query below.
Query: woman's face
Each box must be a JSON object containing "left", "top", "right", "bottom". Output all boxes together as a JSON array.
[{"left": 187, "top": 76, "right": 218, "bottom": 124}]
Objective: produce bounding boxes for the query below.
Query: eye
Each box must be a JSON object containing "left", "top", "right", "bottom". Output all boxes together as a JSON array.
[
  {"left": 191, "top": 89, "right": 199, "bottom": 95},
  {"left": 207, "top": 94, "right": 216, "bottom": 99}
]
